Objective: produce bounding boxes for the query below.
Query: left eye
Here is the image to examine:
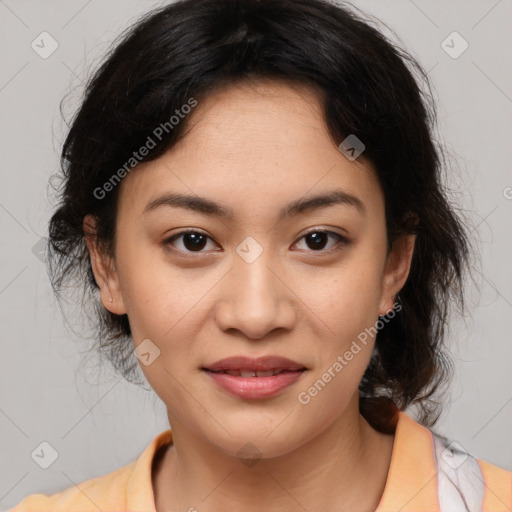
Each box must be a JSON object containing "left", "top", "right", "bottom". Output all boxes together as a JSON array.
[
  {"left": 293, "top": 230, "right": 347, "bottom": 252},
  {"left": 165, "top": 230, "right": 217, "bottom": 253},
  {"left": 164, "top": 229, "right": 347, "bottom": 254}
]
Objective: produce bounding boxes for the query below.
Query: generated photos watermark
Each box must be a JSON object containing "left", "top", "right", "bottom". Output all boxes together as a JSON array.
[
  {"left": 93, "top": 97, "right": 198, "bottom": 200},
  {"left": 297, "top": 301, "right": 402, "bottom": 405}
]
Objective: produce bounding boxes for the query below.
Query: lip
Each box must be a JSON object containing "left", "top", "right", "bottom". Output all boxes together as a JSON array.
[
  {"left": 202, "top": 355, "right": 307, "bottom": 400},
  {"left": 203, "top": 355, "right": 306, "bottom": 373},
  {"left": 205, "top": 370, "right": 305, "bottom": 399}
]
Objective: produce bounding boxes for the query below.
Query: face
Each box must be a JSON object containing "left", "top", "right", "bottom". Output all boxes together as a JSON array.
[{"left": 85, "top": 79, "right": 415, "bottom": 458}]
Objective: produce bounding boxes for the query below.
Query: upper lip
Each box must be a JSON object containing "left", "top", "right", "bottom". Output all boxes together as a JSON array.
[{"left": 203, "top": 356, "right": 306, "bottom": 373}]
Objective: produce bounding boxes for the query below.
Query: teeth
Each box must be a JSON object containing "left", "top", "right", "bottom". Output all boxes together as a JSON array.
[
  {"left": 256, "top": 370, "right": 278, "bottom": 377},
  {"left": 220, "top": 369, "right": 284, "bottom": 377}
]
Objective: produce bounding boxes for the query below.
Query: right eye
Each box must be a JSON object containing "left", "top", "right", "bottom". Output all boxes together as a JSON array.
[{"left": 163, "top": 230, "right": 220, "bottom": 254}]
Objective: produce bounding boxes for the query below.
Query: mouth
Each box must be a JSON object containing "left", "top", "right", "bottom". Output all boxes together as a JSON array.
[
  {"left": 201, "top": 355, "right": 307, "bottom": 399},
  {"left": 202, "top": 355, "right": 307, "bottom": 375},
  {"left": 204, "top": 368, "right": 304, "bottom": 377}
]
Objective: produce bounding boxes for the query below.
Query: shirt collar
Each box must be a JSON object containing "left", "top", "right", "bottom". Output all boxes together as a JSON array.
[
  {"left": 126, "top": 428, "right": 172, "bottom": 511},
  {"left": 125, "top": 411, "right": 440, "bottom": 512},
  {"left": 376, "top": 410, "right": 440, "bottom": 511}
]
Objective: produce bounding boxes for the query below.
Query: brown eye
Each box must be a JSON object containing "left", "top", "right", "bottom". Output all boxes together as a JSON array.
[
  {"left": 163, "top": 228, "right": 348, "bottom": 256},
  {"left": 294, "top": 230, "right": 348, "bottom": 253},
  {"left": 164, "top": 230, "right": 217, "bottom": 253}
]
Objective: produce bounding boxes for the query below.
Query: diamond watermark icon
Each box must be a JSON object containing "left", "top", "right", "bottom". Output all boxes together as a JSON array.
[
  {"left": 236, "top": 236, "right": 263, "bottom": 264},
  {"left": 134, "top": 338, "right": 161, "bottom": 366},
  {"left": 31, "top": 237, "right": 47, "bottom": 263},
  {"left": 31, "top": 441, "right": 59, "bottom": 469},
  {"left": 236, "top": 442, "right": 262, "bottom": 468},
  {"left": 441, "top": 441, "right": 469, "bottom": 470},
  {"left": 31, "top": 31, "right": 59, "bottom": 59},
  {"left": 441, "top": 31, "right": 468, "bottom": 59},
  {"left": 338, "top": 134, "right": 365, "bottom": 161}
]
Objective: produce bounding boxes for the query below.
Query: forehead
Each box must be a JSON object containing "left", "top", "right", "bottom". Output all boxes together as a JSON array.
[
  {"left": 180, "top": 79, "right": 328, "bottom": 153},
  {"left": 118, "top": 79, "right": 382, "bottom": 220}
]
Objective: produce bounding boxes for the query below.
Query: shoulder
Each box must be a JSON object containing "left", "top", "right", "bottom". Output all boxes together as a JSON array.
[
  {"left": 7, "top": 462, "right": 135, "bottom": 512},
  {"left": 429, "top": 419, "right": 512, "bottom": 511},
  {"left": 7, "top": 428, "right": 172, "bottom": 512},
  {"left": 478, "top": 457, "right": 512, "bottom": 480},
  {"left": 380, "top": 411, "right": 511, "bottom": 511},
  {"left": 477, "top": 458, "right": 512, "bottom": 509}
]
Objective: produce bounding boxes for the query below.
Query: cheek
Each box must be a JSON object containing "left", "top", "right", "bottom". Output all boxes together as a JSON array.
[
  {"left": 295, "top": 245, "right": 385, "bottom": 398},
  {"left": 115, "top": 240, "right": 197, "bottom": 339},
  {"left": 295, "top": 274, "right": 380, "bottom": 424},
  {"left": 115, "top": 244, "right": 212, "bottom": 399},
  {"left": 305, "top": 253, "right": 384, "bottom": 338}
]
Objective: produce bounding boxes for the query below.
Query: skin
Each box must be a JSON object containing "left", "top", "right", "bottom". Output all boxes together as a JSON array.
[{"left": 84, "top": 79, "right": 416, "bottom": 512}]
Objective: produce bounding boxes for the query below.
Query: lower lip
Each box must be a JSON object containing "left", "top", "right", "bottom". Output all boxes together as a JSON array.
[{"left": 204, "top": 370, "right": 305, "bottom": 399}]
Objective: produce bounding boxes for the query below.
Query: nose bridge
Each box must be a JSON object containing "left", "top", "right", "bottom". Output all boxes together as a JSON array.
[
  {"left": 236, "top": 237, "right": 277, "bottom": 303},
  {"left": 216, "top": 235, "right": 294, "bottom": 338}
]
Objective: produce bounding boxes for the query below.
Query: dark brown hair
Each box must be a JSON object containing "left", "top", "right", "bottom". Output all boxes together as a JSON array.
[{"left": 47, "top": 0, "right": 473, "bottom": 432}]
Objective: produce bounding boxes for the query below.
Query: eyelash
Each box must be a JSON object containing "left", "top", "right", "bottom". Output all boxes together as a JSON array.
[{"left": 163, "top": 228, "right": 349, "bottom": 256}]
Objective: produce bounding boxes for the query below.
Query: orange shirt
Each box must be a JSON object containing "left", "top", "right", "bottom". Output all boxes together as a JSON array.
[{"left": 9, "top": 411, "right": 512, "bottom": 511}]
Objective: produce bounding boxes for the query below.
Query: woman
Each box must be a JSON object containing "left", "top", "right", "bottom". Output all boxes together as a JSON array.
[{"left": 10, "top": 0, "right": 511, "bottom": 510}]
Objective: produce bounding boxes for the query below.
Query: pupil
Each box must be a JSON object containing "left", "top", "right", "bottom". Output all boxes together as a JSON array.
[
  {"left": 307, "top": 232, "right": 327, "bottom": 250},
  {"left": 184, "top": 233, "right": 207, "bottom": 251},
  {"left": 181, "top": 232, "right": 328, "bottom": 252}
]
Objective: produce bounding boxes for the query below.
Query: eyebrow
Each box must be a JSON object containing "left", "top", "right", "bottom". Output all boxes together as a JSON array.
[{"left": 142, "top": 188, "right": 366, "bottom": 220}]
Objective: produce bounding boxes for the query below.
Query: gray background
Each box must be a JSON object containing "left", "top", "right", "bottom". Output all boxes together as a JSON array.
[{"left": 1, "top": 0, "right": 511, "bottom": 509}]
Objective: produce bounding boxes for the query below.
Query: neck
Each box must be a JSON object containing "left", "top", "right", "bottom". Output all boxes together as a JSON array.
[{"left": 153, "top": 395, "right": 395, "bottom": 512}]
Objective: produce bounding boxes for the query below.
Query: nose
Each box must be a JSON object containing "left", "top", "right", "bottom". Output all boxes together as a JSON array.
[{"left": 214, "top": 247, "right": 296, "bottom": 340}]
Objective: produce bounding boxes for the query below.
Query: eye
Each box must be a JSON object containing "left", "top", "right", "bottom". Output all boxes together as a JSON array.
[
  {"left": 293, "top": 229, "right": 348, "bottom": 253},
  {"left": 164, "top": 230, "right": 219, "bottom": 254},
  {"left": 163, "top": 228, "right": 349, "bottom": 255}
]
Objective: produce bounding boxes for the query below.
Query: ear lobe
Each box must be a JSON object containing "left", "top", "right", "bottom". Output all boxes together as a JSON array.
[
  {"left": 379, "top": 234, "right": 416, "bottom": 316},
  {"left": 83, "top": 214, "right": 126, "bottom": 315}
]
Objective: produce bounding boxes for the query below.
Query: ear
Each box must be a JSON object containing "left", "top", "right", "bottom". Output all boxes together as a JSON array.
[
  {"left": 378, "top": 233, "right": 416, "bottom": 316},
  {"left": 83, "top": 214, "right": 127, "bottom": 315}
]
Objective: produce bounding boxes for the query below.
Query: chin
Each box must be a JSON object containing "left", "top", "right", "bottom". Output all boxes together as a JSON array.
[{"left": 201, "top": 416, "right": 308, "bottom": 462}]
